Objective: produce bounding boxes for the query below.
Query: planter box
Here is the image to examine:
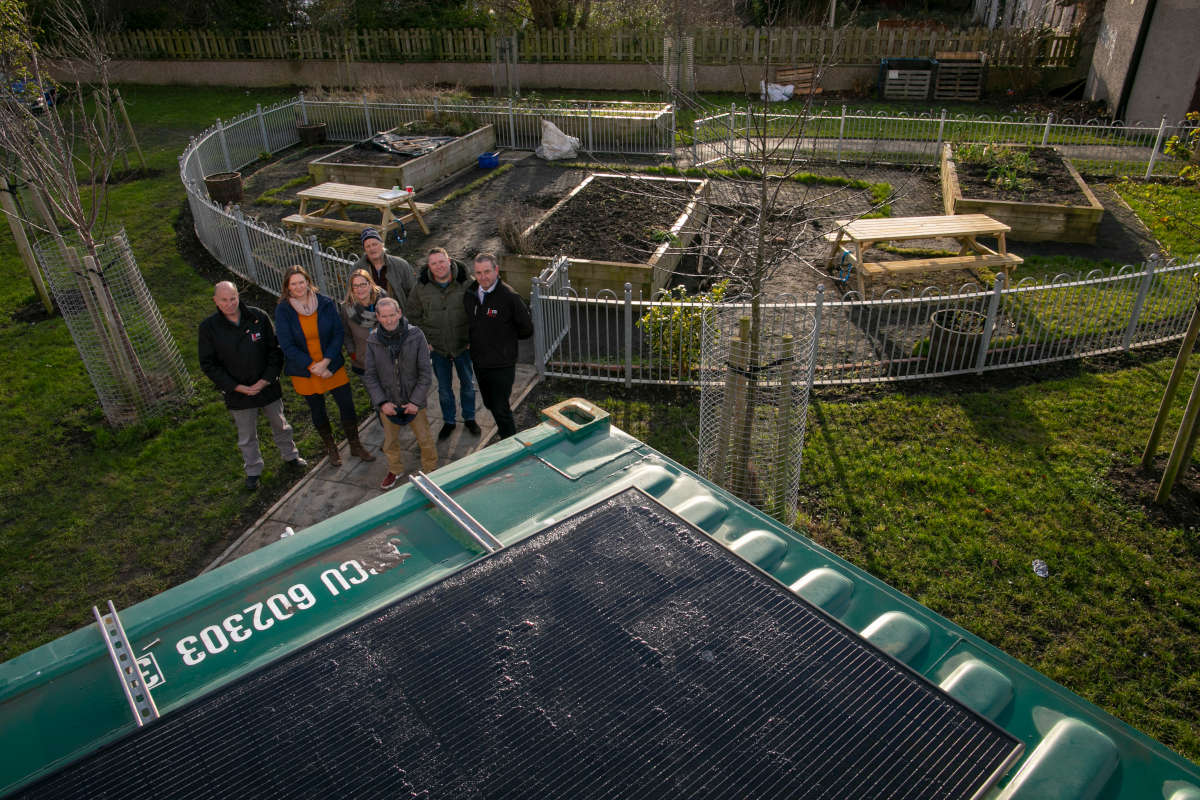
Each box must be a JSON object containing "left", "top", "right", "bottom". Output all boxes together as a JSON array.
[
  {"left": 501, "top": 173, "right": 709, "bottom": 298},
  {"left": 940, "top": 143, "right": 1103, "bottom": 244},
  {"left": 308, "top": 125, "right": 496, "bottom": 190}
]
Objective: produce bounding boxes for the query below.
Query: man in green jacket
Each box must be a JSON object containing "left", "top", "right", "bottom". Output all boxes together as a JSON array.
[{"left": 405, "top": 247, "right": 480, "bottom": 441}]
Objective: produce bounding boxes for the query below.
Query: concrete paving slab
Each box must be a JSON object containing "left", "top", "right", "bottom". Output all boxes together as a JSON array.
[{"left": 209, "top": 363, "right": 539, "bottom": 569}]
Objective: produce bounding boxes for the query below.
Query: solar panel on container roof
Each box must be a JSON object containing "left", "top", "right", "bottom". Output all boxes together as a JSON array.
[{"left": 15, "top": 488, "right": 1020, "bottom": 799}]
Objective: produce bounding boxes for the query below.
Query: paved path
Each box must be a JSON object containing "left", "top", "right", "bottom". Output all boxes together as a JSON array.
[{"left": 207, "top": 364, "right": 540, "bottom": 569}]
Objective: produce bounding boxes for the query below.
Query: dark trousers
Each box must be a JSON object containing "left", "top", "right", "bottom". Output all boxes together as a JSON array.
[
  {"left": 302, "top": 382, "right": 356, "bottom": 430},
  {"left": 475, "top": 365, "right": 517, "bottom": 439}
]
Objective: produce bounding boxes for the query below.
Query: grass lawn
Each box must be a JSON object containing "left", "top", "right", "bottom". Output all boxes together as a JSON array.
[
  {"left": 526, "top": 352, "right": 1200, "bottom": 764},
  {"left": 0, "top": 85, "right": 382, "bottom": 661}
]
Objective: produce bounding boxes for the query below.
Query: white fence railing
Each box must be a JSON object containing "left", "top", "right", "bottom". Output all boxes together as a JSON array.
[
  {"left": 691, "top": 107, "right": 1200, "bottom": 178},
  {"left": 531, "top": 259, "right": 1200, "bottom": 387}
]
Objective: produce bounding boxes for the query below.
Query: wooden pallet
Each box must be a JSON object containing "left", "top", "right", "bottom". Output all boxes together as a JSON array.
[
  {"left": 773, "top": 64, "right": 822, "bottom": 96},
  {"left": 882, "top": 69, "right": 932, "bottom": 101},
  {"left": 934, "top": 51, "right": 985, "bottom": 101}
]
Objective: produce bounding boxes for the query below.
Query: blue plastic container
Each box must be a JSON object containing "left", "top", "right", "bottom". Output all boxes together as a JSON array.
[{"left": 478, "top": 151, "right": 500, "bottom": 169}]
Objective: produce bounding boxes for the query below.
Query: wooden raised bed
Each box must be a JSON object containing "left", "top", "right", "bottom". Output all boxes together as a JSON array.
[
  {"left": 501, "top": 173, "right": 709, "bottom": 298},
  {"left": 940, "top": 143, "right": 1103, "bottom": 244},
  {"left": 309, "top": 125, "right": 495, "bottom": 190}
]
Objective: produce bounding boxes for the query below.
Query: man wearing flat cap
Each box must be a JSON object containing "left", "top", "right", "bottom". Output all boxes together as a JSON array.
[{"left": 354, "top": 228, "right": 415, "bottom": 302}]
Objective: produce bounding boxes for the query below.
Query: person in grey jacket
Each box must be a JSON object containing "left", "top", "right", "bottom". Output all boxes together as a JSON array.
[
  {"left": 353, "top": 228, "right": 415, "bottom": 301},
  {"left": 361, "top": 297, "right": 438, "bottom": 490},
  {"left": 405, "top": 247, "right": 479, "bottom": 441}
]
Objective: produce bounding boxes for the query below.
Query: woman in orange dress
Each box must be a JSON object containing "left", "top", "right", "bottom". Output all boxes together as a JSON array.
[{"left": 274, "top": 266, "right": 375, "bottom": 466}]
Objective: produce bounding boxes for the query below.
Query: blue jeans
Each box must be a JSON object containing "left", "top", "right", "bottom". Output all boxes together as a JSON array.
[{"left": 431, "top": 350, "right": 475, "bottom": 424}]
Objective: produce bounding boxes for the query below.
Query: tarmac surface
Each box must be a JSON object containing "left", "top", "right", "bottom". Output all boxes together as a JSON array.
[{"left": 207, "top": 362, "right": 540, "bottom": 569}]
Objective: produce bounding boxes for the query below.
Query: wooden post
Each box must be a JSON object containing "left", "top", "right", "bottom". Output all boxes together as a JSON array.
[
  {"left": 1155, "top": 367, "right": 1200, "bottom": 503},
  {"left": 0, "top": 176, "right": 53, "bottom": 313},
  {"left": 725, "top": 316, "right": 752, "bottom": 500},
  {"left": 113, "top": 89, "right": 147, "bottom": 171},
  {"left": 1141, "top": 299, "right": 1200, "bottom": 469},
  {"left": 772, "top": 333, "right": 795, "bottom": 517}
]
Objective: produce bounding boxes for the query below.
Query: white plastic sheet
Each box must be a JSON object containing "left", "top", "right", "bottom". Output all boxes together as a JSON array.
[
  {"left": 535, "top": 119, "right": 581, "bottom": 160},
  {"left": 760, "top": 82, "right": 795, "bottom": 102}
]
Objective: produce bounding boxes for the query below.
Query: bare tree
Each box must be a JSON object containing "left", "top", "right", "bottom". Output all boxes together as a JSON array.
[
  {"left": 0, "top": 0, "right": 191, "bottom": 424},
  {"left": 567, "top": 5, "right": 909, "bottom": 517}
]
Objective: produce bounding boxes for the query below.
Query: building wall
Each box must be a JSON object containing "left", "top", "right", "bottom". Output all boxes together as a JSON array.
[
  {"left": 1123, "top": 0, "right": 1200, "bottom": 124},
  {"left": 81, "top": 58, "right": 1032, "bottom": 98},
  {"left": 1085, "top": 0, "right": 1148, "bottom": 118}
]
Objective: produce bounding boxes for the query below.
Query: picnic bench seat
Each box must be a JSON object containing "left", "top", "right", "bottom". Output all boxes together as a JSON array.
[
  {"left": 824, "top": 214, "right": 1021, "bottom": 294},
  {"left": 858, "top": 252, "right": 1022, "bottom": 278},
  {"left": 774, "top": 64, "right": 822, "bottom": 96},
  {"left": 282, "top": 202, "right": 433, "bottom": 236}
]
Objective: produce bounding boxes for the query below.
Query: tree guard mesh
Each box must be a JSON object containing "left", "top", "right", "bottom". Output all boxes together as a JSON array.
[
  {"left": 698, "top": 300, "right": 819, "bottom": 522},
  {"left": 35, "top": 229, "right": 192, "bottom": 426}
]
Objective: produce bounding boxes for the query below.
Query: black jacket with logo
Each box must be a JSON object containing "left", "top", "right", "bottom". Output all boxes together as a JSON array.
[
  {"left": 198, "top": 303, "right": 285, "bottom": 410},
  {"left": 463, "top": 279, "right": 533, "bottom": 369}
]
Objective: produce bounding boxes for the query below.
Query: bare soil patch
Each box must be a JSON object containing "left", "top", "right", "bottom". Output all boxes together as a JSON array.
[{"left": 526, "top": 177, "right": 692, "bottom": 264}]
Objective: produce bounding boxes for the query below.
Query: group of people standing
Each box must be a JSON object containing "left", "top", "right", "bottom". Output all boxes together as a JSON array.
[{"left": 199, "top": 228, "right": 532, "bottom": 492}]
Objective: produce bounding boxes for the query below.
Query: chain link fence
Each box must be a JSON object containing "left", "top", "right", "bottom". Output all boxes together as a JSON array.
[
  {"left": 36, "top": 230, "right": 192, "bottom": 426},
  {"left": 698, "top": 296, "right": 822, "bottom": 522}
]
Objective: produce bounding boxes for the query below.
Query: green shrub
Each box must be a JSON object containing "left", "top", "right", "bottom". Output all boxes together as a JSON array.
[{"left": 636, "top": 280, "right": 729, "bottom": 376}]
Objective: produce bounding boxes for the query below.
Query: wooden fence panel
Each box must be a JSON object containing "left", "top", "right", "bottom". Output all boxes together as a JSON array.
[{"left": 99, "top": 25, "right": 1078, "bottom": 68}]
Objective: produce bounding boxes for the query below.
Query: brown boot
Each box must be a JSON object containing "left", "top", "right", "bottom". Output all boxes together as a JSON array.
[
  {"left": 343, "top": 420, "right": 376, "bottom": 462},
  {"left": 316, "top": 423, "right": 341, "bottom": 466}
]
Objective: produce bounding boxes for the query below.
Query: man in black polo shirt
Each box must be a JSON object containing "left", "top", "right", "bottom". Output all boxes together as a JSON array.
[{"left": 199, "top": 281, "right": 307, "bottom": 490}]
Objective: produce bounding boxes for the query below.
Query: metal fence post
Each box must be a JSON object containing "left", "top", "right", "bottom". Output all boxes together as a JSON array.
[
  {"left": 669, "top": 104, "right": 676, "bottom": 157},
  {"left": 624, "top": 282, "right": 633, "bottom": 388},
  {"left": 531, "top": 279, "right": 546, "bottom": 376},
  {"left": 1123, "top": 257, "right": 1157, "bottom": 350},
  {"left": 256, "top": 103, "right": 270, "bottom": 154},
  {"left": 587, "top": 102, "right": 594, "bottom": 153},
  {"left": 308, "top": 235, "right": 329, "bottom": 293},
  {"left": 298, "top": 91, "right": 308, "bottom": 124},
  {"left": 234, "top": 207, "right": 258, "bottom": 285},
  {"left": 362, "top": 94, "right": 373, "bottom": 136},
  {"left": 975, "top": 274, "right": 1006, "bottom": 374},
  {"left": 216, "top": 119, "right": 232, "bottom": 171},
  {"left": 1041, "top": 113, "right": 1053, "bottom": 146},
  {"left": 691, "top": 118, "right": 698, "bottom": 164},
  {"left": 934, "top": 108, "right": 947, "bottom": 157},
  {"left": 805, "top": 287, "right": 825, "bottom": 394},
  {"left": 727, "top": 103, "right": 734, "bottom": 160},
  {"left": 507, "top": 98, "right": 516, "bottom": 149},
  {"left": 1146, "top": 116, "right": 1168, "bottom": 179},
  {"left": 433, "top": 96, "right": 439, "bottom": 117},
  {"left": 837, "top": 105, "right": 846, "bottom": 164}
]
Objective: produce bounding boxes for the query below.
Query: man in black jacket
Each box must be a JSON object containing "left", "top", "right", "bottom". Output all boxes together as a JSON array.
[
  {"left": 463, "top": 253, "right": 533, "bottom": 439},
  {"left": 199, "top": 281, "right": 307, "bottom": 490}
]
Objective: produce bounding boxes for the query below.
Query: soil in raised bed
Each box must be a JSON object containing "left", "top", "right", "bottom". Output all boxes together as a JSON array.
[
  {"left": 953, "top": 146, "right": 1089, "bottom": 205},
  {"left": 526, "top": 177, "right": 693, "bottom": 264},
  {"left": 323, "top": 136, "right": 458, "bottom": 166}
]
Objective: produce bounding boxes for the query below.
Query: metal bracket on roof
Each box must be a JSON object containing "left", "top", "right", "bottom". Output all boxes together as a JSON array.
[
  {"left": 93, "top": 600, "right": 160, "bottom": 727},
  {"left": 409, "top": 471, "right": 504, "bottom": 553}
]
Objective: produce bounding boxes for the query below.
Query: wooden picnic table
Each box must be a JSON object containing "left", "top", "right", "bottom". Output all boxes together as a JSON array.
[
  {"left": 824, "top": 213, "right": 1022, "bottom": 295},
  {"left": 283, "top": 182, "right": 431, "bottom": 237}
]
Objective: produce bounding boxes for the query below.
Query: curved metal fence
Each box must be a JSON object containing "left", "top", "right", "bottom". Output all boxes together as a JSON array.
[{"left": 531, "top": 260, "right": 1200, "bottom": 386}]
